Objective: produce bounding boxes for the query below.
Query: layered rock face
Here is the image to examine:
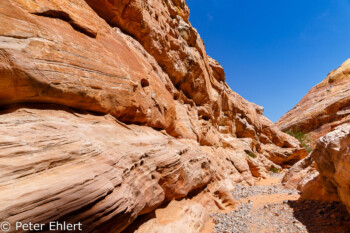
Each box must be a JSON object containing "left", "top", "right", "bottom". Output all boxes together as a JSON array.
[
  {"left": 282, "top": 155, "right": 318, "bottom": 191},
  {"left": 277, "top": 59, "right": 350, "bottom": 194},
  {"left": 0, "top": 0, "right": 306, "bottom": 232},
  {"left": 277, "top": 58, "right": 350, "bottom": 147},
  {"left": 302, "top": 125, "right": 350, "bottom": 206}
]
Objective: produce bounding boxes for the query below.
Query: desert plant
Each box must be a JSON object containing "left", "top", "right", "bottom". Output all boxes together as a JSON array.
[
  {"left": 269, "top": 166, "right": 279, "bottom": 173},
  {"left": 285, "top": 129, "right": 312, "bottom": 153},
  {"left": 245, "top": 150, "right": 257, "bottom": 158}
]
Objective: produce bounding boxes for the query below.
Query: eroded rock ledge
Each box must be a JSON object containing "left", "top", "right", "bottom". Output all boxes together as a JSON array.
[
  {"left": 277, "top": 59, "right": 350, "bottom": 148},
  {"left": 0, "top": 0, "right": 306, "bottom": 232},
  {"left": 278, "top": 59, "right": 350, "bottom": 212},
  {"left": 300, "top": 124, "right": 350, "bottom": 207}
]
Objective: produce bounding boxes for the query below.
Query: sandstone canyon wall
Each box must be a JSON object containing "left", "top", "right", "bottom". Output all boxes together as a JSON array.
[
  {"left": 0, "top": 0, "right": 306, "bottom": 232},
  {"left": 277, "top": 58, "right": 350, "bottom": 148},
  {"left": 278, "top": 59, "right": 350, "bottom": 212},
  {"left": 307, "top": 124, "right": 350, "bottom": 210}
]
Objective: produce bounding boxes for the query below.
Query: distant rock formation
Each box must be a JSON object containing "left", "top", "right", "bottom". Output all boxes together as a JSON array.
[
  {"left": 278, "top": 59, "right": 350, "bottom": 210},
  {"left": 277, "top": 58, "right": 350, "bottom": 148},
  {"left": 0, "top": 0, "right": 306, "bottom": 232}
]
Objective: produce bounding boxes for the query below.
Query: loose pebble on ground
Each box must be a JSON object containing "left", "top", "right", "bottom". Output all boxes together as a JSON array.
[{"left": 211, "top": 175, "right": 350, "bottom": 233}]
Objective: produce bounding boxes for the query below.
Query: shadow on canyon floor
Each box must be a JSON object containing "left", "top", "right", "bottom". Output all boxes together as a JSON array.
[{"left": 288, "top": 200, "right": 350, "bottom": 233}]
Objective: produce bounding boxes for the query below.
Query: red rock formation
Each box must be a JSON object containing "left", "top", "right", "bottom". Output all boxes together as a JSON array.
[
  {"left": 277, "top": 59, "right": 350, "bottom": 147},
  {"left": 278, "top": 59, "right": 350, "bottom": 194},
  {"left": 282, "top": 155, "right": 318, "bottom": 190},
  {"left": 0, "top": 0, "right": 306, "bottom": 232},
  {"left": 300, "top": 124, "right": 350, "bottom": 206}
]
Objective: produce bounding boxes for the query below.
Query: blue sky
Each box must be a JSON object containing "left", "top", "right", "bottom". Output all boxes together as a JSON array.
[{"left": 187, "top": 0, "right": 350, "bottom": 122}]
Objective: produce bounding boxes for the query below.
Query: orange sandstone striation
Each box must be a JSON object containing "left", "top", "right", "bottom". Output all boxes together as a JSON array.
[
  {"left": 277, "top": 58, "right": 350, "bottom": 148},
  {"left": 302, "top": 124, "right": 350, "bottom": 206},
  {"left": 0, "top": 0, "right": 306, "bottom": 232},
  {"left": 278, "top": 59, "right": 350, "bottom": 201}
]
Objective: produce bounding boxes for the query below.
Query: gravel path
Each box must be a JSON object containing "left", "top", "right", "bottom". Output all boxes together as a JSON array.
[{"left": 211, "top": 175, "right": 350, "bottom": 233}]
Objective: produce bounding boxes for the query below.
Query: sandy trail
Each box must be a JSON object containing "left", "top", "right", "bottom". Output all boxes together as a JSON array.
[{"left": 212, "top": 175, "right": 350, "bottom": 233}]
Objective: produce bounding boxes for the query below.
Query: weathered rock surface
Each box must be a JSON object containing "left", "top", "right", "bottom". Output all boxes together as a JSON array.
[
  {"left": 278, "top": 59, "right": 350, "bottom": 206},
  {"left": 277, "top": 58, "right": 350, "bottom": 147},
  {"left": 0, "top": 0, "right": 306, "bottom": 232},
  {"left": 134, "top": 200, "right": 213, "bottom": 233},
  {"left": 302, "top": 124, "right": 350, "bottom": 209},
  {"left": 282, "top": 155, "right": 318, "bottom": 191}
]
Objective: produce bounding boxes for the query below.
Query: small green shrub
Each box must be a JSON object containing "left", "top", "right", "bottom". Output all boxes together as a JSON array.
[
  {"left": 285, "top": 129, "right": 312, "bottom": 153},
  {"left": 245, "top": 150, "right": 257, "bottom": 158},
  {"left": 269, "top": 167, "right": 279, "bottom": 173}
]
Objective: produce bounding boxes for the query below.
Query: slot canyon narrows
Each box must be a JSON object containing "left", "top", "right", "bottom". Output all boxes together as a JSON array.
[{"left": 1, "top": 0, "right": 350, "bottom": 232}]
